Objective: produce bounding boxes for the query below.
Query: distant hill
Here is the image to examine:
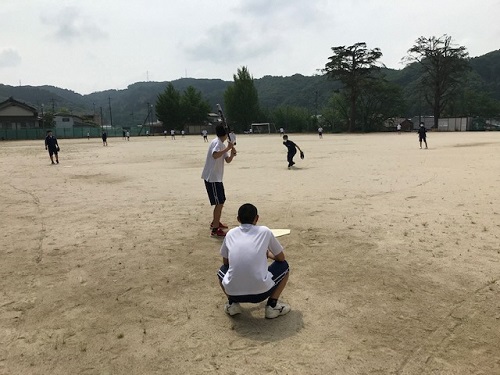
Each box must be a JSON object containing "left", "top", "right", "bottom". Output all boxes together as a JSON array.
[{"left": 2, "top": 49, "right": 499, "bottom": 126}]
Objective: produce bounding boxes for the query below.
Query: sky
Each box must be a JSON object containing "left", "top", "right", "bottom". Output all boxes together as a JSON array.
[{"left": 1, "top": 0, "right": 499, "bottom": 95}]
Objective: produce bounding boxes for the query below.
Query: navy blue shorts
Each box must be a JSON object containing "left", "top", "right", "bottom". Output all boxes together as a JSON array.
[
  {"left": 217, "top": 260, "right": 289, "bottom": 303},
  {"left": 204, "top": 180, "right": 226, "bottom": 205}
]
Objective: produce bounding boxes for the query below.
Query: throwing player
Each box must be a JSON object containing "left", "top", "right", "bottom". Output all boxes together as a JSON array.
[
  {"left": 201, "top": 125, "right": 236, "bottom": 237},
  {"left": 282, "top": 135, "right": 303, "bottom": 169}
]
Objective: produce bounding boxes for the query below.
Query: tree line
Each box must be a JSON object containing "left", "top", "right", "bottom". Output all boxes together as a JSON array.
[{"left": 155, "top": 34, "right": 499, "bottom": 133}]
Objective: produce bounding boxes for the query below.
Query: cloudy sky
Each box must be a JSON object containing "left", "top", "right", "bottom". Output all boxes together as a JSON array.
[{"left": 1, "top": 0, "right": 499, "bottom": 95}]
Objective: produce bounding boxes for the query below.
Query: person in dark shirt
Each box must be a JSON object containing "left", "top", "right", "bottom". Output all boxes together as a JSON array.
[
  {"left": 282, "top": 135, "right": 303, "bottom": 169},
  {"left": 44, "top": 130, "right": 60, "bottom": 164},
  {"left": 102, "top": 131, "right": 108, "bottom": 146},
  {"left": 418, "top": 123, "right": 428, "bottom": 149}
]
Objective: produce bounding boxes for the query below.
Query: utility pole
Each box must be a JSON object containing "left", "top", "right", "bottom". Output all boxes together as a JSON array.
[
  {"left": 108, "top": 97, "right": 113, "bottom": 126},
  {"left": 100, "top": 106, "right": 104, "bottom": 132}
]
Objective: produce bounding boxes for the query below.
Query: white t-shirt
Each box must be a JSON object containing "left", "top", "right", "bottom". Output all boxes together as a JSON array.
[
  {"left": 220, "top": 224, "right": 284, "bottom": 296},
  {"left": 201, "top": 137, "right": 227, "bottom": 182}
]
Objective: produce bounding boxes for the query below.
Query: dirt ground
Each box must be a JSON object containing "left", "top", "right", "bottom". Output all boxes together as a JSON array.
[{"left": 1, "top": 131, "right": 499, "bottom": 375}]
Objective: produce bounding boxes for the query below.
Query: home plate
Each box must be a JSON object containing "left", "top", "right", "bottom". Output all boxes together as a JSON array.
[{"left": 270, "top": 229, "right": 291, "bottom": 237}]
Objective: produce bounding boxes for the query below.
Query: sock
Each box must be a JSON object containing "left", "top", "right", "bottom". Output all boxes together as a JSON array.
[{"left": 267, "top": 298, "right": 277, "bottom": 308}]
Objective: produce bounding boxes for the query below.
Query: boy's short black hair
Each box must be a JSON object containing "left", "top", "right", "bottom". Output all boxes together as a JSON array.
[
  {"left": 215, "top": 125, "right": 227, "bottom": 137},
  {"left": 282, "top": 135, "right": 288, "bottom": 140},
  {"left": 46, "top": 130, "right": 52, "bottom": 134},
  {"left": 238, "top": 203, "right": 258, "bottom": 224}
]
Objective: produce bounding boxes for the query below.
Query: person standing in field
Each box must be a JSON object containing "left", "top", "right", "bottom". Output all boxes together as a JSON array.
[
  {"left": 418, "top": 123, "right": 428, "bottom": 149},
  {"left": 87, "top": 131, "right": 90, "bottom": 140},
  {"left": 126, "top": 130, "right": 130, "bottom": 141},
  {"left": 44, "top": 130, "right": 60, "bottom": 164},
  {"left": 397, "top": 123, "right": 401, "bottom": 134},
  {"left": 171, "top": 129, "right": 176, "bottom": 140},
  {"left": 201, "top": 125, "right": 236, "bottom": 237},
  {"left": 102, "top": 131, "right": 108, "bottom": 146},
  {"left": 202, "top": 129, "right": 208, "bottom": 142},
  {"left": 318, "top": 126, "right": 323, "bottom": 138}
]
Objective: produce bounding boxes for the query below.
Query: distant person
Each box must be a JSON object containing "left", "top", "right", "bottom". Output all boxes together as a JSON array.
[
  {"left": 418, "top": 123, "right": 428, "bottom": 149},
  {"left": 122, "top": 130, "right": 126, "bottom": 139},
  {"left": 318, "top": 127, "right": 323, "bottom": 138},
  {"left": 171, "top": 129, "right": 176, "bottom": 140},
  {"left": 164, "top": 130, "right": 167, "bottom": 138},
  {"left": 279, "top": 127, "right": 284, "bottom": 136},
  {"left": 397, "top": 123, "right": 401, "bottom": 134},
  {"left": 146, "top": 130, "right": 149, "bottom": 136},
  {"left": 201, "top": 125, "right": 236, "bottom": 237},
  {"left": 217, "top": 203, "right": 291, "bottom": 319},
  {"left": 282, "top": 134, "right": 303, "bottom": 169},
  {"left": 44, "top": 130, "right": 60, "bottom": 164},
  {"left": 102, "top": 131, "right": 108, "bottom": 146},
  {"left": 181, "top": 130, "right": 185, "bottom": 137},
  {"left": 126, "top": 130, "right": 130, "bottom": 141},
  {"left": 87, "top": 131, "right": 90, "bottom": 140},
  {"left": 202, "top": 129, "right": 208, "bottom": 142}
]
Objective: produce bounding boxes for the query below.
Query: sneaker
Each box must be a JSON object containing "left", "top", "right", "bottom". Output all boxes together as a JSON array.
[
  {"left": 224, "top": 302, "right": 242, "bottom": 316},
  {"left": 211, "top": 228, "right": 226, "bottom": 237},
  {"left": 265, "top": 301, "right": 291, "bottom": 319},
  {"left": 210, "top": 222, "right": 228, "bottom": 229}
]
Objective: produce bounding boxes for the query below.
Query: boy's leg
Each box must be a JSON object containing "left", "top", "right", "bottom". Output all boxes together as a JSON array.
[
  {"left": 269, "top": 272, "right": 289, "bottom": 300},
  {"left": 212, "top": 203, "right": 223, "bottom": 229}
]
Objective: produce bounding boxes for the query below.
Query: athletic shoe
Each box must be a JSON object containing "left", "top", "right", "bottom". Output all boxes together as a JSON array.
[
  {"left": 211, "top": 228, "right": 226, "bottom": 237},
  {"left": 224, "top": 302, "right": 242, "bottom": 316},
  {"left": 210, "top": 222, "right": 228, "bottom": 229},
  {"left": 265, "top": 301, "right": 291, "bottom": 319}
]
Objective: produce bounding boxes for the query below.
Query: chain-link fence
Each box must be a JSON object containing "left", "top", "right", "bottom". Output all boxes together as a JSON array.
[{"left": 0, "top": 126, "right": 152, "bottom": 141}]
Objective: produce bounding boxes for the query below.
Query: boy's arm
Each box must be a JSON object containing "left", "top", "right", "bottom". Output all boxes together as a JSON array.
[
  {"left": 212, "top": 142, "right": 234, "bottom": 159},
  {"left": 225, "top": 147, "right": 237, "bottom": 163},
  {"left": 270, "top": 251, "right": 285, "bottom": 261}
]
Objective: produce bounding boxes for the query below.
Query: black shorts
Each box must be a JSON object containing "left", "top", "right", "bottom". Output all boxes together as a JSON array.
[
  {"left": 217, "top": 260, "right": 289, "bottom": 303},
  {"left": 204, "top": 180, "right": 226, "bottom": 205},
  {"left": 48, "top": 148, "right": 58, "bottom": 156}
]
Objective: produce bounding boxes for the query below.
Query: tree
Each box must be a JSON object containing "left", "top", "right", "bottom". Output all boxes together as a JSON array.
[
  {"left": 404, "top": 35, "right": 469, "bottom": 128},
  {"left": 224, "top": 66, "right": 260, "bottom": 132},
  {"left": 356, "top": 77, "right": 406, "bottom": 132},
  {"left": 323, "top": 42, "right": 383, "bottom": 132},
  {"left": 180, "top": 86, "right": 210, "bottom": 126},
  {"left": 156, "top": 83, "right": 182, "bottom": 129}
]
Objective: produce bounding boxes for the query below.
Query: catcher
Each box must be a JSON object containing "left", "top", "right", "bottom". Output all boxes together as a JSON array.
[{"left": 282, "top": 134, "right": 304, "bottom": 169}]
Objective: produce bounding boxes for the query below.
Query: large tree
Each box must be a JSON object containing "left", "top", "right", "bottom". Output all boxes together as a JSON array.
[
  {"left": 180, "top": 86, "right": 211, "bottom": 126},
  {"left": 224, "top": 66, "right": 260, "bottom": 131},
  {"left": 404, "top": 35, "right": 469, "bottom": 128},
  {"left": 323, "top": 42, "right": 382, "bottom": 132},
  {"left": 156, "top": 83, "right": 182, "bottom": 129}
]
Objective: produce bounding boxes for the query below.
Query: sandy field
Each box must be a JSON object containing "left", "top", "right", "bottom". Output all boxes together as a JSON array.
[{"left": 1, "top": 131, "right": 499, "bottom": 375}]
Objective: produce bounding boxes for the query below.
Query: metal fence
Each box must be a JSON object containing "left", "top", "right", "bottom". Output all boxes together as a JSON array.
[{"left": 0, "top": 126, "right": 151, "bottom": 141}]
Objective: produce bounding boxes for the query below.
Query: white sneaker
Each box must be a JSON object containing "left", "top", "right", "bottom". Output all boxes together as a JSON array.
[
  {"left": 224, "top": 302, "right": 242, "bottom": 316},
  {"left": 265, "top": 301, "right": 291, "bottom": 319}
]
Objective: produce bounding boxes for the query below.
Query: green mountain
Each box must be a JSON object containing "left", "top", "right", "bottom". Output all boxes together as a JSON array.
[{"left": 1, "top": 49, "right": 499, "bottom": 127}]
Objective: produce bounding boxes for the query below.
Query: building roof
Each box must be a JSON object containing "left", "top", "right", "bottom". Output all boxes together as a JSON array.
[{"left": 0, "top": 96, "right": 38, "bottom": 114}]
